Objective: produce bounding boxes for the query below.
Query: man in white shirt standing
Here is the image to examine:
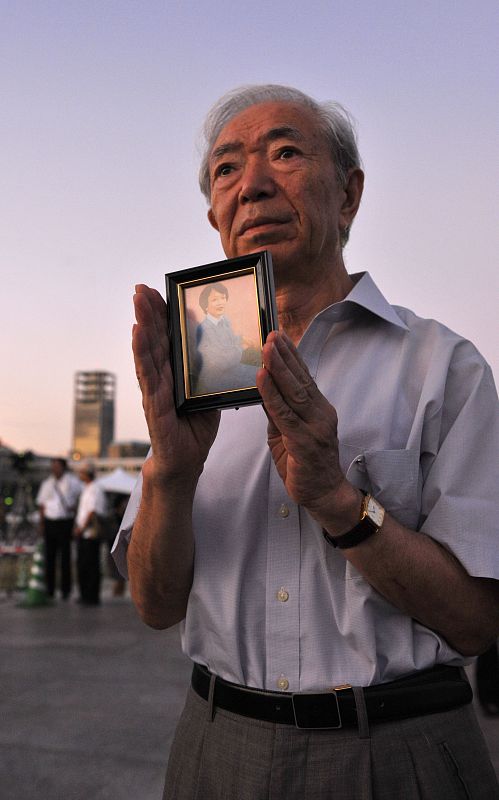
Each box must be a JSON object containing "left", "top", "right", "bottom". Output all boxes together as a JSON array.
[
  {"left": 74, "top": 463, "right": 107, "bottom": 606},
  {"left": 36, "top": 458, "right": 81, "bottom": 600},
  {"left": 114, "top": 85, "right": 499, "bottom": 798}
]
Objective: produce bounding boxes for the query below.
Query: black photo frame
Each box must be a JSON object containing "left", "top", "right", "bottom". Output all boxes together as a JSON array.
[{"left": 165, "top": 251, "right": 278, "bottom": 413}]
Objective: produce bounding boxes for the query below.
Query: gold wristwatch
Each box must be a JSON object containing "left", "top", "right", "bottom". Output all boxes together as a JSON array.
[{"left": 323, "top": 491, "right": 385, "bottom": 549}]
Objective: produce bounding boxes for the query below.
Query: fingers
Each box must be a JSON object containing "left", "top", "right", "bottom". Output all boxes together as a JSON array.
[
  {"left": 133, "top": 286, "right": 167, "bottom": 346},
  {"left": 132, "top": 286, "right": 176, "bottom": 430},
  {"left": 134, "top": 284, "right": 167, "bottom": 333},
  {"left": 132, "top": 322, "right": 163, "bottom": 396},
  {"left": 260, "top": 332, "right": 323, "bottom": 425},
  {"left": 257, "top": 369, "right": 283, "bottom": 437},
  {"left": 133, "top": 286, "right": 170, "bottom": 381}
]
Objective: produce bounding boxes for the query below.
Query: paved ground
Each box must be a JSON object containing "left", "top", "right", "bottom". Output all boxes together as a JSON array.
[
  {"left": 0, "top": 585, "right": 191, "bottom": 800},
  {"left": 1, "top": 585, "right": 498, "bottom": 800}
]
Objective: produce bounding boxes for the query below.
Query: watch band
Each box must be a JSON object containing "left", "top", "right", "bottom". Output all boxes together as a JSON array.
[{"left": 323, "top": 491, "right": 385, "bottom": 550}]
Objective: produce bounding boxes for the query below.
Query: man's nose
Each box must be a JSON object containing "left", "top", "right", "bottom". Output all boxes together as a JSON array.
[{"left": 239, "top": 157, "right": 276, "bottom": 204}]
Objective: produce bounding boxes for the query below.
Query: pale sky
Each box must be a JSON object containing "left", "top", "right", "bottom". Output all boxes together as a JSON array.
[{"left": 1, "top": 0, "right": 498, "bottom": 456}]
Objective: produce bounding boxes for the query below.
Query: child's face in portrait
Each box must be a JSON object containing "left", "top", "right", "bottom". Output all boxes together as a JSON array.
[{"left": 206, "top": 289, "right": 227, "bottom": 318}]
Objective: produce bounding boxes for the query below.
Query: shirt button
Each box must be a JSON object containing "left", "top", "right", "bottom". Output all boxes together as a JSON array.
[
  {"left": 277, "top": 675, "right": 289, "bottom": 691},
  {"left": 279, "top": 504, "right": 289, "bottom": 518},
  {"left": 276, "top": 587, "right": 289, "bottom": 602}
]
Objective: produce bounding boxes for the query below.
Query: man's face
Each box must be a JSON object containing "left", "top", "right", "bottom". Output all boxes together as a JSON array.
[
  {"left": 51, "top": 460, "right": 64, "bottom": 479},
  {"left": 207, "top": 101, "right": 351, "bottom": 280},
  {"left": 206, "top": 289, "right": 227, "bottom": 318}
]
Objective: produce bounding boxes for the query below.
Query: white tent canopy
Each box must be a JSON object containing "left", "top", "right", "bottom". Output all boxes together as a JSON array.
[{"left": 97, "top": 468, "right": 138, "bottom": 495}]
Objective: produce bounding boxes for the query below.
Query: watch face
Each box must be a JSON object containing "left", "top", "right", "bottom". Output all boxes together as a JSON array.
[{"left": 366, "top": 496, "right": 385, "bottom": 527}]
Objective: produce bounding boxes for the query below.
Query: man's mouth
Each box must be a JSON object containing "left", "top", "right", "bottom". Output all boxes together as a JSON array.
[{"left": 238, "top": 216, "right": 291, "bottom": 236}]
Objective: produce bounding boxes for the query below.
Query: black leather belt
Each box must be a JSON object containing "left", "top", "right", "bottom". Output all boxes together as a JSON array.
[{"left": 192, "top": 663, "right": 472, "bottom": 730}]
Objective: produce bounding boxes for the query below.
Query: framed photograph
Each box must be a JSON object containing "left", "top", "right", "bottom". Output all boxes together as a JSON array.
[{"left": 165, "top": 251, "right": 277, "bottom": 413}]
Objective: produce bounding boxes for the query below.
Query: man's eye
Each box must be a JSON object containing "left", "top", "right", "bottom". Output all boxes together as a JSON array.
[
  {"left": 278, "top": 148, "right": 297, "bottom": 160},
  {"left": 215, "top": 163, "right": 233, "bottom": 177}
]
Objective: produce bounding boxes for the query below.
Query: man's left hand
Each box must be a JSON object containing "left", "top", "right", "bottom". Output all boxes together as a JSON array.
[{"left": 256, "top": 331, "right": 360, "bottom": 533}]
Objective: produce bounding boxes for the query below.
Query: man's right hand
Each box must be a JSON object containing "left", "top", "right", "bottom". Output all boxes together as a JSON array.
[
  {"left": 128, "top": 285, "right": 220, "bottom": 629},
  {"left": 133, "top": 284, "right": 220, "bottom": 492}
]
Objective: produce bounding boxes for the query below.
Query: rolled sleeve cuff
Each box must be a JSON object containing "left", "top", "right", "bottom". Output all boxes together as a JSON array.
[
  {"left": 110, "top": 467, "right": 145, "bottom": 579},
  {"left": 111, "top": 526, "right": 132, "bottom": 579}
]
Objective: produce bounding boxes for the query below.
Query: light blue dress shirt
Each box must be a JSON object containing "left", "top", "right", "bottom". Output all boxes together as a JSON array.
[{"left": 113, "top": 272, "right": 499, "bottom": 690}]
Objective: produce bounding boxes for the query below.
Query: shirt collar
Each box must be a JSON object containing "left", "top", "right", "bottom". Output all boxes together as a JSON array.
[
  {"left": 316, "top": 271, "right": 409, "bottom": 331},
  {"left": 206, "top": 313, "right": 225, "bottom": 325}
]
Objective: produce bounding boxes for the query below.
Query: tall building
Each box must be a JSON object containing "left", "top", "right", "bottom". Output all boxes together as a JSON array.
[{"left": 72, "top": 371, "right": 116, "bottom": 458}]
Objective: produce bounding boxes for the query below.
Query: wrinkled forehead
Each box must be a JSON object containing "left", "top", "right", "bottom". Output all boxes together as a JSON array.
[{"left": 210, "top": 100, "right": 324, "bottom": 158}]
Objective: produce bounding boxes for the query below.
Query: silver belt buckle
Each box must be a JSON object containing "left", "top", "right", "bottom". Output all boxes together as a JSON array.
[{"left": 291, "top": 689, "right": 343, "bottom": 730}]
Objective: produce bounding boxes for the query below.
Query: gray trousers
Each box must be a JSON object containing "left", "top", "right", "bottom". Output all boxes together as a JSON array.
[{"left": 163, "top": 686, "right": 499, "bottom": 800}]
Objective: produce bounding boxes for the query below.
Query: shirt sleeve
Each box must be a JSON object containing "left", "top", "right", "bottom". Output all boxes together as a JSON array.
[
  {"left": 93, "top": 484, "right": 108, "bottom": 516},
  {"left": 111, "top": 465, "right": 145, "bottom": 579},
  {"left": 419, "top": 342, "right": 499, "bottom": 579},
  {"left": 36, "top": 478, "right": 50, "bottom": 507}
]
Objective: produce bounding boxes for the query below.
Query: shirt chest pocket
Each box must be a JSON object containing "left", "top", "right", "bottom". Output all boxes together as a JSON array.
[{"left": 345, "top": 448, "right": 422, "bottom": 530}]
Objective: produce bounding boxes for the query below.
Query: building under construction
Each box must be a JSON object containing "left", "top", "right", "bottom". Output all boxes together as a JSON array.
[{"left": 72, "top": 371, "right": 116, "bottom": 459}]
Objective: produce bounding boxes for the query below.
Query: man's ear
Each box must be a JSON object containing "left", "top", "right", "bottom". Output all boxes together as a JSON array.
[
  {"left": 207, "top": 208, "right": 219, "bottom": 231},
  {"left": 339, "top": 168, "right": 364, "bottom": 230}
]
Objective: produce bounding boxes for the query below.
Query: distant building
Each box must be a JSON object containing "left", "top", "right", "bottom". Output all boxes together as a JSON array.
[
  {"left": 69, "top": 455, "right": 144, "bottom": 477},
  {"left": 107, "top": 441, "right": 150, "bottom": 459},
  {"left": 72, "top": 371, "right": 116, "bottom": 459}
]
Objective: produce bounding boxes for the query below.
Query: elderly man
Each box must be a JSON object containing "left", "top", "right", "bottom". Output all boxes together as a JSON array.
[{"left": 113, "top": 85, "right": 499, "bottom": 798}]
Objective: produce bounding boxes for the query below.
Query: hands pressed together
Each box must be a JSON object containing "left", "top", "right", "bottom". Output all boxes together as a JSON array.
[{"left": 133, "top": 285, "right": 355, "bottom": 529}]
